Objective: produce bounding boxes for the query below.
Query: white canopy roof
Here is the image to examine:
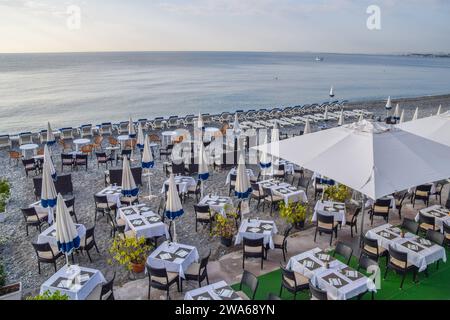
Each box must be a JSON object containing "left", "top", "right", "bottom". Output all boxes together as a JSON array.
[
  {"left": 254, "top": 119, "right": 450, "bottom": 200},
  {"left": 396, "top": 111, "right": 450, "bottom": 147}
]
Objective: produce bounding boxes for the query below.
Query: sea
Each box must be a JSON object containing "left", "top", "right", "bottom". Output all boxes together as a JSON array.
[{"left": 1, "top": 51, "right": 450, "bottom": 133}]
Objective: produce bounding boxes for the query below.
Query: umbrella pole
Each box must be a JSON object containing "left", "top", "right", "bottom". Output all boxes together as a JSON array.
[
  {"left": 65, "top": 253, "right": 69, "bottom": 267},
  {"left": 173, "top": 219, "right": 177, "bottom": 243},
  {"left": 359, "top": 194, "right": 366, "bottom": 247},
  {"left": 201, "top": 180, "right": 204, "bottom": 199}
]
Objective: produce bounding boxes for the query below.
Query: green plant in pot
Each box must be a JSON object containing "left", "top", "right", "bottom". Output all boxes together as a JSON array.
[
  {"left": 212, "top": 208, "right": 236, "bottom": 247},
  {"left": 109, "top": 236, "right": 151, "bottom": 273},
  {"left": 27, "top": 290, "right": 69, "bottom": 300},
  {"left": 279, "top": 201, "right": 307, "bottom": 229},
  {"left": 323, "top": 184, "right": 350, "bottom": 203}
]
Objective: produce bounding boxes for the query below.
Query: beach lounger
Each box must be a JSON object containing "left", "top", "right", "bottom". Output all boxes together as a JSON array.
[
  {"left": 80, "top": 124, "right": 93, "bottom": 138},
  {"left": 19, "top": 132, "right": 33, "bottom": 145},
  {"left": 99, "top": 122, "right": 113, "bottom": 136},
  {"left": 180, "top": 114, "right": 195, "bottom": 127},
  {"left": 38, "top": 130, "right": 48, "bottom": 144},
  {"left": 167, "top": 116, "right": 179, "bottom": 128},
  {"left": 60, "top": 127, "right": 74, "bottom": 140},
  {"left": 269, "top": 108, "right": 282, "bottom": 118},
  {"left": 151, "top": 117, "right": 165, "bottom": 130},
  {"left": 202, "top": 113, "right": 212, "bottom": 124},
  {"left": 117, "top": 121, "right": 129, "bottom": 135},
  {"left": 137, "top": 119, "right": 148, "bottom": 129},
  {"left": 0, "top": 134, "right": 12, "bottom": 149},
  {"left": 218, "top": 112, "right": 232, "bottom": 122},
  {"left": 244, "top": 110, "right": 257, "bottom": 121}
]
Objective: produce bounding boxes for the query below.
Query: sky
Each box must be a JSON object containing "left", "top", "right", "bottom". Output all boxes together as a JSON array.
[{"left": 0, "top": 0, "right": 449, "bottom": 54}]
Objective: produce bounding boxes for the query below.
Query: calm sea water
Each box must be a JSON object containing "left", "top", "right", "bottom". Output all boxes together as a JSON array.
[{"left": 1, "top": 51, "right": 450, "bottom": 133}]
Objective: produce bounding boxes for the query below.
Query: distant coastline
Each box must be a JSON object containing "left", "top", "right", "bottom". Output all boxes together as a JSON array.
[{"left": 404, "top": 53, "right": 450, "bottom": 58}]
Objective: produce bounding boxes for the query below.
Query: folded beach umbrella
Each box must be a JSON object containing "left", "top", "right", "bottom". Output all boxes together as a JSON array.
[
  {"left": 47, "top": 122, "right": 56, "bottom": 145},
  {"left": 198, "top": 142, "right": 209, "bottom": 197},
  {"left": 128, "top": 117, "right": 136, "bottom": 138},
  {"left": 437, "top": 105, "right": 442, "bottom": 116},
  {"left": 399, "top": 109, "right": 405, "bottom": 124},
  {"left": 233, "top": 113, "right": 241, "bottom": 135},
  {"left": 44, "top": 144, "right": 56, "bottom": 180},
  {"left": 197, "top": 112, "right": 204, "bottom": 130},
  {"left": 412, "top": 107, "right": 419, "bottom": 121},
  {"left": 358, "top": 113, "right": 364, "bottom": 122},
  {"left": 385, "top": 96, "right": 392, "bottom": 117},
  {"left": 271, "top": 122, "right": 280, "bottom": 143},
  {"left": 136, "top": 122, "right": 145, "bottom": 149},
  {"left": 165, "top": 174, "right": 184, "bottom": 242},
  {"left": 323, "top": 105, "right": 329, "bottom": 121},
  {"left": 337, "top": 109, "right": 344, "bottom": 126},
  {"left": 142, "top": 134, "right": 154, "bottom": 169},
  {"left": 393, "top": 103, "right": 400, "bottom": 120},
  {"left": 41, "top": 158, "right": 57, "bottom": 224},
  {"left": 329, "top": 86, "right": 334, "bottom": 98},
  {"left": 235, "top": 155, "right": 252, "bottom": 199},
  {"left": 55, "top": 193, "right": 80, "bottom": 264},
  {"left": 121, "top": 157, "right": 139, "bottom": 198},
  {"left": 259, "top": 134, "right": 272, "bottom": 170},
  {"left": 303, "top": 119, "right": 312, "bottom": 135}
]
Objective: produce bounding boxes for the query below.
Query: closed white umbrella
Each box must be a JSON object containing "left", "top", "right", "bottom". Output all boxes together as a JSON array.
[
  {"left": 399, "top": 109, "right": 405, "bottom": 124},
  {"left": 337, "top": 109, "right": 344, "bottom": 126},
  {"left": 323, "top": 105, "right": 329, "bottom": 121},
  {"left": 121, "top": 157, "right": 138, "bottom": 205},
  {"left": 233, "top": 113, "right": 241, "bottom": 136},
  {"left": 198, "top": 142, "right": 209, "bottom": 198},
  {"left": 329, "top": 86, "right": 334, "bottom": 98},
  {"left": 142, "top": 134, "right": 155, "bottom": 198},
  {"left": 235, "top": 155, "right": 252, "bottom": 199},
  {"left": 41, "top": 157, "right": 57, "bottom": 225},
  {"left": 385, "top": 96, "right": 392, "bottom": 117},
  {"left": 437, "top": 105, "right": 442, "bottom": 116},
  {"left": 393, "top": 103, "right": 400, "bottom": 120},
  {"left": 271, "top": 122, "right": 280, "bottom": 143},
  {"left": 197, "top": 112, "right": 204, "bottom": 129},
  {"left": 136, "top": 123, "right": 145, "bottom": 150},
  {"left": 55, "top": 193, "right": 80, "bottom": 265},
  {"left": 412, "top": 107, "right": 419, "bottom": 121},
  {"left": 303, "top": 119, "right": 312, "bottom": 135},
  {"left": 259, "top": 134, "right": 272, "bottom": 170},
  {"left": 255, "top": 119, "right": 450, "bottom": 236},
  {"left": 165, "top": 174, "right": 184, "bottom": 242},
  {"left": 358, "top": 113, "right": 364, "bottom": 122},
  {"left": 128, "top": 117, "right": 136, "bottom": 138},
  {"left": 47, "top": 122, "right": 55, "bottom": 145},
  {"left": 44, "top": 144, "right": 56, "bottom": 180}
]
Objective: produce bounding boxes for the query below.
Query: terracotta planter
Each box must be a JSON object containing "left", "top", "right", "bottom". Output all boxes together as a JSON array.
[
  {"left": 0, "top": 282, "right": 22, "bottom": 300},
  {"left": 131, "top": 262, "right": 145, "bottom": 274},
  {"left": 220, "top": 237, "right": 233, "bottom": 247}
]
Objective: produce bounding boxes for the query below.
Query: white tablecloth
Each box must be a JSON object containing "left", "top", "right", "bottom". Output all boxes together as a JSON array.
[
  {"left": 235, "top": 219, "right": 278, "bottom": 249},
  {"left": 97, "top": 185, "right": 123, "bottom": 208},
  {"left": 257, "top": 179, "right": 307, "bottom": 205},
  {"left": 287, "top": 248, "right": 375, "bottom": 300},
  {"left": 118, "top": 204, "right": 169, "bottom": 239},
  {"left": 275, "top": 159, "right": 295, "bottom": 175},
  {"left": 226, "top": 168, "right": 255, "bottom": 185},
  {"left": 146, "top": 241, "right": 199, "bottom": 279},
  {"left": 161, "top": 176, "right": 196, "bottom": 194},
  {"left": 416, "top": 205, "right": 450, "bottom": 233},
  {"left": 198, "top": 195, "right": 234, "bottom": 217},
  {"left": 37, "top": 224, "right": 86, "bottom": 247},
  {"left": 184, "top": 281, "right": 243, "bottom": 300},
  {"left": 40, "top": 265, "right": 106, "bottom": 300},
  {"left": 312, "top": 200, "right": 347, "bottom": 225},
  {"left": 365, "top": 224, "right": 447, "bottom": 272}
]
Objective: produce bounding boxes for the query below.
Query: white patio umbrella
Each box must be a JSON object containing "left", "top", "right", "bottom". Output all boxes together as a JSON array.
[
  {"left": 385, "top": 96, "right": 392, "bottom": 117},
  {"left": 55, "top": 193, "right": 80, "bottom": 265},
  {"left": 165, "top": 174, "right": 184, "bottom": 242},
  {"left": 198, "top": 142, "right": 209, "bottom": 197},
  {"left": 234, "top": 155, "right": 252, "bottom": 199},
  {"left": 197, "top": 112, "right": 204, "bottom": 129},
  {"left": 136, "top": 123, "right": 145, "bottom": 150},
  {"left": 44, "top": 144, "right": 56, "bottom": 180},
  {"left": 337, "top": 109, "right": 344, "bottom": 126},
  {"left": 142, "top": 134, "right": 155, "bottom": 198},
  {"left": 393, "top": 103, "right": 400, "bottom": 120},
  {"left": 437, "top": 105, "right": 442, "bottom": 116},
  {"left": 412, "top": 107, "right": 419, "bottom": 121},
  {"left": 303, "top": 119, "right": 312, "bottom": 135},
  {"left": 233, "top": 113, "right": 241, "bottom": 136},
  {"left": 121, "top": 157, "right": 138, "bottom": 205},
  {"left": 259, "top": 134, "right": 272, "bottom": 171},
  {"left": 399, "top": 109, "right": 405, "bottom": 124},
  {"left": 358, "top": 113, "right": 364, "bottom": 122},
  {"left": 128, "top": 117, "right": 136, "bottom": 138},
  {"left": 47, "top": 122, "right": 56, "bottom": 145},
  {"left": 41, "top": 157, "right": 57, "bottom": 224},
  {"left": 254, "top": 119, "right": 450, "bottom": 236},
  {"left": 323, "top": 105, "right": 329, "bottom": 121},
  {"left": 397, "top": 111, "right": 450, "bottom": 147}
]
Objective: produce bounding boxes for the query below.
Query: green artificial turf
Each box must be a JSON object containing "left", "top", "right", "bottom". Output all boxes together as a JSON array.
[{"left": 232, "top": 248, "right": 450, "bottom": 300}]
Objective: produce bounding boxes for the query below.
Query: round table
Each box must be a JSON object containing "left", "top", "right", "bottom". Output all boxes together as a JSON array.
[
  {"left": 161, "top": 131, "right": 178, "bottom": 146},
  {"left": 73, "top": 138, "right": 90, "bottom": 152},
  {"left": 19, "top": 143, "right": 39, "bottom": 158}
]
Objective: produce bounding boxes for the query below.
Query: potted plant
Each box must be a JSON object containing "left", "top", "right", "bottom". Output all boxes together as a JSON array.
[
  {"left": 279, "top": 201, "right": 307, "bottom": 229},
  {"left": 324, "top": 185, "right": 350, "bottom": 203},
  {"left": 27, "top": 290, "right": 69, "bottom": 300},
  {"left": 0, "top": 179, "right": 10, "bottom": 223},
  {"left": 0, "top": 263, "right": 22, "bottom": 300},
  {"left": 109, "top": 236, "right": 151, "bottom": 273},
  {"left": 212, "top": 213, "right": 236, "bottom": 247}
]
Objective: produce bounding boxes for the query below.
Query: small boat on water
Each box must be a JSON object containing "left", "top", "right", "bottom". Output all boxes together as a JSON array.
[{"left": 315, "top": 56, "right": 324, "bottom": 61}]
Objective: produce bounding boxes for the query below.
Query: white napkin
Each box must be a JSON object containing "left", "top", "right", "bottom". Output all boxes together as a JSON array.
[
  {"left": 176, "top": 249, "right": 188, "bottom": 258},
  {"left": 159, "top": 253, "right": 172, "bottom": 260}
]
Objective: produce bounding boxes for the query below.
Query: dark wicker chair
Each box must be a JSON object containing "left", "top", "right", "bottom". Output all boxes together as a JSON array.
[
  {"left": 384, "top": 244, "right": 417, "bottom": 289},
  {"left": 242, "top": 237, "right": 265, "bottom": 270},
  {"left": 21, "top": 207, "right": 48, "bottom": 236},
  {"left": 31, "top": 242, "right": 63, "bottom": 274},
  {"left": 79, "top": 225, "right": 100, "bottom": 262},
  {"left": 279, "top": 263, "right": 309, "bottom": 300},
  {"left": 369, "top": 198, "right": 391, "bottom": 225},
  {"left": 193, "top": 204, "right": 213, "bottom": 232},
  {"left": 236, "top": 270, "right": 259, "bottom": 300},
  {"left": 146, "top": 264, "right": 180, "bottom": 300},
  {"left": 64, "top": 197, "right": 78, "bottom": 223},
  {"left": 333, "top": 241, "right": 353, "bottom": 265},
  {"left": 346, "top": 207, "right": 360, "bottom": 238},
  {"left": 100, "top": 272, "right": 116, "bottom": 300},
  {"left": 273, "top": 225, "right": 293, "bottom": 262},
  {"left": 309, "top": 279, "right": 327, "bottom": 300},
  {"left": 412, "top": 184, "right": 432, "bottom": 208},
  {"left": 401, "top": 218, "right": 419, "bottom": 235},
  {"left": 22, "top": 158, "right": 38, "bottom": 177},
  {"left": 61, "top": 153, "right": 74, "bottom": 171},
  {"left": 314, "top": 213, "right": 338, "bottom": 246},
  {"left": 55, "top": 174, "right": 74, "bottom": 195},
  {"left": 184, "top": 250, "right": 211, "bottom": 288},
  {"left": 360, "top": 235, "right": 387, "bottom": 262}
]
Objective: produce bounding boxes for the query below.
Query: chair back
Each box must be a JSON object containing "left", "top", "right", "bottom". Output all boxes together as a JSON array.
[
  {"left": 172, "top": 162, "right": 186, "bottom": 175},
  {"left": 109, "top": 169, "right": 123, "bottom": 185},
  {"left": 350, "top": 207, "right": 361, "bottom": 224},
  {"left": 33, "top": 177, "right": 43, "bottom": 198},
  {"left": 419, "top": 212, "right": 436, "bottom": 230},
  {"left": 334, "top": 241, "right": 353, "bottom": 264},
  {"left": 280, "top": 264, "right": 296, "bottom": 287},
  {"left": 297, "top": 177, "right": 309, "bottom": 190},
  {"left": 64, "top": 197, "right": 75, "bottom": 211},
  {"left": 444, "top": 222, "right": 450, "bottom": 238},
  {"left": 373, "top": 198, "right": 391, "bottom": 213},
  {"left": 101, "top": 123, "right": 112, "bottom": 135},
  {"left": 61, "top": 128, "right": 74, "bottom": 140},
  {"left": 130, "top": 167, "right": 143, "bottom": 186},
  {"left": 199, "top": 250, "right": 211, "bottom": 274},
  {"left": 388, "top": 244, "right": 408, "bottom": 269},
  {"left": 22, "top": 158, "right": 35, "bottom": 167},
  {"left": 251, "top": 183, "right": 261, "bottom": 195},
  {"left": 146, "top": 264, "right": 169, "bottom": 286},
  {"left": 61, "top": 153, "right": 74, "bottom": 161},
  {"left": 32, "top": 242, "right": 54, "bottom": 256},
  {"left": 230, "top": 173, "right": 237, "bottom": 183},
  {"left": 55, "top": 174, "right": 73, "bottom": 195},
  {"left": 21, "top": 207, "right": 39, "bottom": 221},
  {"left": 426, "top": 229, "right": 444, "bottom": 246},
  {"left": 94, "top": 194, "right": 109, "bottom": 205},
  {"left": 243, "top": 237, "right": 264, "bottom": 253},
  {"left": 100, "top": 272, "right": 115, "bottom": 300},
  {"left": 19, "top": 132, "right": 33, "bottom": 145},
  {"left": 401, "top": 218, "right": 419, "bottom": 235},
  {"left": 358, "top": 255, "right": 378, "bottom": 272},
  {"left": 187, "top": 163, "right": 199, "bottom": 175},
  {"left": 240, "top": 270, "right": 259, "bottom": 300},
  {"left": 194, "top": 204, "right": 210, "bottom": 214},
  {"left": 317, "top": 213, "right": 334, "bottom": 230},
  {"left": 416, "top": 184, "right": 432, "bottom": 194},
  {"left": 309, "top": 280, "right": 327, "bottom": 300},
  {"left": 363, "top": 236, "right": 379, "bottom": 253}
]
